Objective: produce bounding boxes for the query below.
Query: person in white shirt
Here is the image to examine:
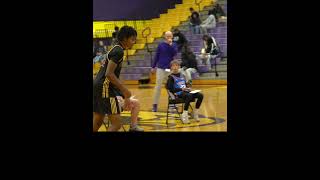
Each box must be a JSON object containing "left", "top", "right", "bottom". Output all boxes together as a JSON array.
[{"left": 200, "top": 10, "right": 216, "bottom": 34}]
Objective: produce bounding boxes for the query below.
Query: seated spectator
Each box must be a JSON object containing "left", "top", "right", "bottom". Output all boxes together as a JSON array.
[
  {"left": 200, "top": 10, "right": 216, "bottom": 34},
  {"left": 173, "top": 28, "right": 188, "bottom": 52},
  {"left": 93, "top": 50, "right": 106, "bottom": 79},
  {"left": 93, "top": 50, "right": 105, "bottom": 64},
  {"left": 188, "top": 8, "right": 201, "bottom": 34},
  {"left": 180, "top": 45, "right": 198, "bottom": 85},
  {"left": 199, "top": 34, "right": 221, "bottom": 70},
  {"left": 167, "top": 60, "right": 204, "bottom": 123},
  {"left": 211, "top": 2, "right": 227, "bottom": 22},
  {"left": 94, "top": 40, "right": 107, "bottom": 54}
]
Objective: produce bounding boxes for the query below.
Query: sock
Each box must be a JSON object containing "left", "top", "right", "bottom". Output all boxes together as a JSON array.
[{"left": 131, "top": 123, "right": 137, "bottom": 128}]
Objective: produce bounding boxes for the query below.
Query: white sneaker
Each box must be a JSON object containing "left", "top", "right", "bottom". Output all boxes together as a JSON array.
[
  {"left": 129, "top": 125, "right": 144, "bottom": 132},
  {"left": 181, "top": 111, "right": 190, "bottom": 124},
  {"left": 193, "top": 109, "right": 200, "bottom": 122}
]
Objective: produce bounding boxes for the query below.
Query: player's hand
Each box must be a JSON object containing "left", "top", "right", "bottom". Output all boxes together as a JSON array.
[
  {"left": 123, "top": 98, "right": 132, "bottom": 111},
  {"left": 151, "top": 68, "right": 156, "bottom": 74},
  {"left": 182, "top": 88, "right": 191, "bottom": 92}
]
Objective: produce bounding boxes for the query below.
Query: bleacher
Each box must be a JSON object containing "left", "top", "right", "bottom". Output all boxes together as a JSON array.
[{"left": 93, "top": 0, "right": 227, "bottom": 84}]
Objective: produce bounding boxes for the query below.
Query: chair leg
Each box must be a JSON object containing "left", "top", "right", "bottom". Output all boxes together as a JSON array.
[
  {"left": 103, "top": 121, "right": 108, "bottom": 131},
  {"left": 174, "top": 104, "right": 180, "bottom": 116},
  {"left": 102, "top": 116, "right": 109, "bottom": 131},
  {"left": 174, "top": 104, "right": 181, "bottom": 119},
  {"left": 166, "top": 103, "right": 169, "bottom": 125}
]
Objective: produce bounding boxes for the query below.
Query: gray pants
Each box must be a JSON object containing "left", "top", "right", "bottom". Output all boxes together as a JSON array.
[
  {"left": 200, "top": 54, "right": 218, "bottom": 66},
  {"left": 153, "top": 68, "right": 171, "bottom": 105},
  {"left": 200, "top": 25, "right": 215, "bottom": 34}
]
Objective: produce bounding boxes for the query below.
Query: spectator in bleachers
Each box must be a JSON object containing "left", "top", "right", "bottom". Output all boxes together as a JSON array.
[
  {"left": 151, "top": 31, "right": 178, "bottom": 112},
  {"left": 112, "top": 26, "right": 119, "bottom": 45},
  {"left": 200, "top": 34, "right": 220, "bottom": 70},
  {"left": 173, "top": 28, "right": 188, "bottom": 52},
  {"left": 180, "top": 45, "right": 198, "bottom": 85},
  {"left": 93, "top": 46, "right": 96, "bottom": 59},
  {"left": 200, "top": 10, "right": 216, "bottom": 34},
  {"left": 94, "top": 40, "right": 107, "bottom": 54},
  {"left": 211, "top": 2, "right": 227, "bottom": 22},
  {"left": 93, "top": 50, "right": 106, "bottom": 79},
  {"left": 93, "top": 50, "right": 105, "bottom": 64},
  {"left": 189, "top": 8, "right": 201, "bottom": 34}
]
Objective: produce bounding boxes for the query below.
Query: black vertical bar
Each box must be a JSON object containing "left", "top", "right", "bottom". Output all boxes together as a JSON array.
[{"left": 134, "top": 20, "right": 137, "bottom": 30}]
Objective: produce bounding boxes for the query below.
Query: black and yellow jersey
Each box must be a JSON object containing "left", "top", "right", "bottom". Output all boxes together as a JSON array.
[{"left": 93, "top": 44, "right": 124, "bottom": 98}]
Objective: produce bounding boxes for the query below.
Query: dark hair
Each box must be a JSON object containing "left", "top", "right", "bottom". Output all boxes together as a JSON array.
[
  {"left": 117, "top": 26, "right": 137, "bottom": 42},
  {"left": 202, "top": 34, "right": 210, "bottom": 41},
  {"left": 189, "top": 7, "right": 194, "bottom": 11},
  {"left": 115, "top": 26, "right": 119, "bottom": 31},
  {"left": 208, "top": 10, "right": 214, "bottom": 15},
  {"left": 182, "top": 44, "right": 192, "bottom": 54}
]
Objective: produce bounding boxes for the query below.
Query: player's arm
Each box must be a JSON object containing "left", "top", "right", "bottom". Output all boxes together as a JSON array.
[{"left": 105, "top": 60, "right": 131, "bottom": 98}]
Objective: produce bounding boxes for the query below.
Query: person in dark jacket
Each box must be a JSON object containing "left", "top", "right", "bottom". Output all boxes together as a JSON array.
[
  {"left": 211, "top": 2, "right": 227, "bottom": 22},
  {"left": 173, "top": 28, "right": 188, "bottom": 52},
  {"left": 180, "top": 45, "right": 198, "bottom": 84},
  {"left": 188, "top": 8, "right": 201, "bottom": 34}
]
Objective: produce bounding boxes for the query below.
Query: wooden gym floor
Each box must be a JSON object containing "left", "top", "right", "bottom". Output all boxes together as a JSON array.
[{"left": 97, "top": 84, "right": 227, "bottom": 132}]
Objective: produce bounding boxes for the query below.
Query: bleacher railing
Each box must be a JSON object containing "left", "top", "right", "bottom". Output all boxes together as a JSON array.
[
  {"left": 142, "top": 27, "right": 154, "bottom": 64},
  {"left": 94, "top": 20, "right": 147, "bottom": 39},
  {"left": 195, "top": 0, "right": 203, "bottom": 12}
]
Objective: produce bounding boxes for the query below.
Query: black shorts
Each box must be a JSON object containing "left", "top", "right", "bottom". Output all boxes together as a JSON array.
[{"left": 93, "top": 83, "right": 123, "bottom": 115}]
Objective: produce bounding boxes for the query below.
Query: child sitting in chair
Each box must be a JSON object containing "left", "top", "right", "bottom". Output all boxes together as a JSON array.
[{"left": 166, "top": 60, "right": 204, "bottom": 124}]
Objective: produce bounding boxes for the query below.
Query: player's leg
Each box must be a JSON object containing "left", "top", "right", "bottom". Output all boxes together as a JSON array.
[
  {"left": 93, "top": 112, "right": 105, "bottom": 132},
  {"left": 117, "top": 96, "right": 144, "bottom": 132},
  {"left": 107, "top": 114, "right": 122, "bottom": 131}
]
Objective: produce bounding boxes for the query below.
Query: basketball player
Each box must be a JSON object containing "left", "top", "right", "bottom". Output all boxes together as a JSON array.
[
  {"left": 167, "top": 60, "right": 204, "bottom": 123},
  {"left": 93, "top": 26, "right": 144, "bottom": 132}
]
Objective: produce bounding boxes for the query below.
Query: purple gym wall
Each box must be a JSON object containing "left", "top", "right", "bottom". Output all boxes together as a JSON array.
[{"left": 93, "top": 0, "right": 182, "bottom": 21}]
